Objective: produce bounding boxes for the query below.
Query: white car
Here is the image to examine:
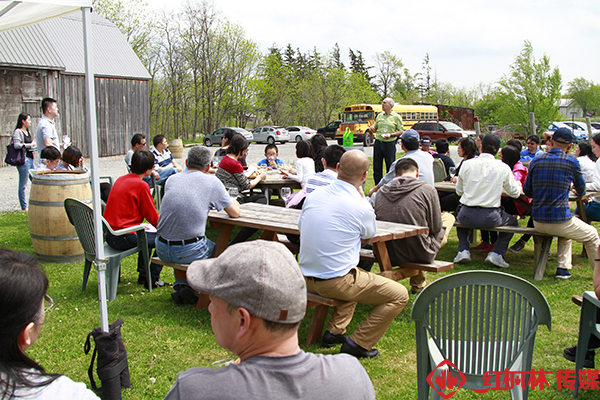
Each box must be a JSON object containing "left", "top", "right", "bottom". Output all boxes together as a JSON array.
[
  {"left": 546, "top": 122, "right": 587, "bottom": 141},
  {"left": 562, "top": 121, "right": 600, "bottom": 138},
  {"left": 251, "top": 126, "right": 290, "bottom": 144},
  {"left": 287, "top": 126, "right": 316, "bottom": 142}
]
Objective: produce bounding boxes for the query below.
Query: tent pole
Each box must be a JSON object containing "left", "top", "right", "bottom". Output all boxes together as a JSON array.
[{"left": 82, "top": 6, "right": 109, "bottom": 333}]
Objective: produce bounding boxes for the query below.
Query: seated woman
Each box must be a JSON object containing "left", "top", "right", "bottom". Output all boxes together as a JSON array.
[
  {"left": 216, "top": 134, "right": 267, "bottom": 244},
  {"left": 0, "top": 249, "right": 99, "bottom": 399},
  {"left": 310, "top": 134, "right": 328, "bottom": 173},
  {"left": 56, "top": 145, "right": 85, "bottom": 171},
  {"left": 34, "top": 146, "right": 61, "bottom": 172},
  {"left": 577, "top": 133, "right": 600, "bottom": 221},
  {"left": 439, "top": 137, "right": 478, "bottom": 212},
  {"left": 576, "top": 140, "right": 597, "bottom": 184},
  {"left": 104, "top": 150, "right": 163, "bottom": 289}
]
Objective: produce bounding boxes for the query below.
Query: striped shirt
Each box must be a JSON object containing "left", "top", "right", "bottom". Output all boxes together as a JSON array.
[
  {"left": 305, "top": 169, "right": 337, "bottom": 194},
  {"left": 523, "top": 148, "right": 585, "bottom": 223}
]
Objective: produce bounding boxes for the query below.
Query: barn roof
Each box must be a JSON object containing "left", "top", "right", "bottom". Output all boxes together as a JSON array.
[{"left": 0, "top": 11, "right": 150, "bottom": 80}]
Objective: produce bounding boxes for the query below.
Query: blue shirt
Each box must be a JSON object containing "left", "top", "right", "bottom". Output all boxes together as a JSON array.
[
  {"left": 523, "top": 148, "right": 585, "bottom": 223},
  {"left": 520, "top": 148, "right": 544, "bottom": 161},
  {"left": 256, "top": 157, "right": 284, "bottom": 167}
]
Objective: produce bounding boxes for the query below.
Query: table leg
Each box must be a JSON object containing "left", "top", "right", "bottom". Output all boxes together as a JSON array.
[
  {"left": 259, "top": 230, "right": 277, "bottom": 241},
  {"left": 577, "top": 199, "right": 590, "bottom": 258},
  {"left": 213, "top": 222, "right": 233, "bottom": 257},
  {"left": 532, "top": 235, "right": 552, "bottom": 281},
  {"left": 372, "top": 241, "right": 392, "bottom": 272}
]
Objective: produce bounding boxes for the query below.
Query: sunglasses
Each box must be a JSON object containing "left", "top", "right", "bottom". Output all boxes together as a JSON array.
[{"left": 44, "top": 294, "right": 55, "bottom": 314}]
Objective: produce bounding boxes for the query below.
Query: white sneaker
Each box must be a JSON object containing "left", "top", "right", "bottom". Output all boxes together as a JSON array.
[
  {"left": 485, "top": 252, "right": 509, "bottom": 268},
  {"left": 453, "top": 250, "right": 471, "bottom": 263}
]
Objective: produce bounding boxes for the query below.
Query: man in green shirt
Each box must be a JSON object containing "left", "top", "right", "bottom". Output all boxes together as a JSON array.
[{"left": 368, "top": 98, "right": 404, "bottom": 184}]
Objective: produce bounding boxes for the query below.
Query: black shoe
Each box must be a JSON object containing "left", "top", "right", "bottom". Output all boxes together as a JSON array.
[
  {"left": 509, "top": 240, "right": 526, "bottom": 254},
  {"left": 179, "top": 285, "right": 200, "bottom": 305},
  {"left": 564, "top": 345, "right": 595, "bottom": 368},
  {"left": 340, "top": 338, "right": 379, "bottom": 359},
  {"left": 171, "top": 291, "right": 183, "bottom": 305},
  {"left": 321, "top": 331, "right": 347, "bottom": 348}
]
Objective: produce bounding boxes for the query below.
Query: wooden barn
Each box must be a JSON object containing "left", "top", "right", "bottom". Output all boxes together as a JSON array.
[{"left": 0, "top": 11, "right": 150, "bottom": 165}]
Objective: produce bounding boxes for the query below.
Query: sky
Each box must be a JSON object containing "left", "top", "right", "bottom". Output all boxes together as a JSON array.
[{"left": 144, "top": 0, "right": 600, "bottom": 92}]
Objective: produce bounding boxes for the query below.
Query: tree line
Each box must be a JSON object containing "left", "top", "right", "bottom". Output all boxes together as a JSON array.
[{"left": 93, "top": 0, "right": 600, "bottom": 138}]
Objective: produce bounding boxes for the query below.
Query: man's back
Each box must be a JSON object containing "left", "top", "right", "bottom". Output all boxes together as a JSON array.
[
  {"left": 374, "top": 176, "right": 444, "bottom": 264},
  {"left": 164, "top": 352, "right": 375, "bottom": 400}
]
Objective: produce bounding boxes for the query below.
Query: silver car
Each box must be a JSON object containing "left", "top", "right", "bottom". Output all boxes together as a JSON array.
[
  {"left": 287, "top": 126, "right": 317, "bottom": 142},
  {"left": 251, "top": 126, "right": 290, "bottom": 144},
  {"left": 203, "top": 127, "right": 253, "bottom": 147}
]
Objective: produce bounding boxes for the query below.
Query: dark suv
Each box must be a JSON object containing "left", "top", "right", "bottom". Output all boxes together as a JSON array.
[
  {"left": 317, "top": 120, "right": 342, "bottom": 139},
  {"left": 411, "top": 121, "right": 474, "bottom": 144}
]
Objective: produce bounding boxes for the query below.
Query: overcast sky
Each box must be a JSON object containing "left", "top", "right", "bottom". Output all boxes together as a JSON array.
[{"left": 145, "top": 0, "right": 600, "bottom": 92}]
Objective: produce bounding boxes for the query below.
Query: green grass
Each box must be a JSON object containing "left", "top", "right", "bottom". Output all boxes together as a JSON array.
[{"left": 6, "top": 160, "right": 600, "bottom": 399}]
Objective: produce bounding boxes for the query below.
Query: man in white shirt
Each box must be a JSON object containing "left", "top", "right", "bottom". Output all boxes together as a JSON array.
[
  {"left": 35, "top": 97, "right": 60, "bottom": 163},
  {"left": 151, "top": 134, "right": 182, "bottom": 184},
  {"left": 454, "top": 134, "right": 522, "bottom": 268},
  {"left": 368, "top": 129, "right": 434, "bottom": 197},
  {"left": 305, "top": 145, "right": 345, "bottom": 195},
  {"left": 299, "top": 150, "right": 409, "bottom": 359}
]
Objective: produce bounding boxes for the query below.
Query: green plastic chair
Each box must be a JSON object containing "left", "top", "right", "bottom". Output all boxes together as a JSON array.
[
  {"left": 433, "top": 158, "right": 447, "bottom": 183},
  {"left": 411, "top": 270, "right": 552, "bottom": 400},
  {"left": 64, "top": 198, "right": 151, "bottom": 301},
  {"left": 574, "top": 291, "right": 600, "bottom": 396}
]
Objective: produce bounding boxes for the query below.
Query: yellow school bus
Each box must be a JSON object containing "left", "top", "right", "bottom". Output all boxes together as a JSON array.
[{"left": 334, "top": 104, "right": 438, "bottom": 146}]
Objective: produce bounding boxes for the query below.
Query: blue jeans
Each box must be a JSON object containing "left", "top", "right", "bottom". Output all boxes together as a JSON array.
[
  {"left": 373, "top": 140, "right": 396, "bottom": 185},
  {"left": 17, "top": 157, "right": 34, "bottom": 210},
  {"left": 577, "top": 201, "right": 600, "bottom": 221},
  {"left": 155, "top": 236, "right": 215, "bottom": 291},
  {"left": 106, "top": 231, "right": 162, "bottom": 282}
]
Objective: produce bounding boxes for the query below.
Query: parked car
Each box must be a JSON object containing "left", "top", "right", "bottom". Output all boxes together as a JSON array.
[
  {"left": 591, "top": 122, "right": 600, "bottom": 131},
  {"left": 251, "top": 126, "right": 290, "bottom": 144},
  {"left": 492, "top": 124, "right": 527, "bottom": 141},
  {"left": 203, "top": 127, "right": 253, "bottom": 147},
  {"left": 287, "top": 126, "right": 316, "bottom": 142},
  {"left": 411, "top": 121, "right": 474, "bottom": 144},
  {"left": 317, "top": 120, "right": 342, "bottom": 139},
  {"left": 562, "top": 121, "right": 600, "bottom": 137},
  {"left": 545, "top": 122, "right": 587, "bottom": 141}
]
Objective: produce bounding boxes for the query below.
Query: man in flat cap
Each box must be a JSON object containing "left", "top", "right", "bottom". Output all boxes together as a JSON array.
[
  {"left": 163, "top": 240, "right": 375, "bottom": 400},
  {"left": 453, "top": 133, "right": 522, "bottom": 268},
  {"left": 524, "top": 127, "right": 600, "bottom": 279}
]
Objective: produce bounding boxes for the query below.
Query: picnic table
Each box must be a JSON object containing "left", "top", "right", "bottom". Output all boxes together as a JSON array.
[
  {"left": 252, "top": 170, "right": 301, "bottom": 205},
  {"left": 207, "top": 202, "right": 430, "bottom": 277}
]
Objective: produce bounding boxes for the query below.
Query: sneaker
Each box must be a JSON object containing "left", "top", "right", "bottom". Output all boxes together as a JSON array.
[
  {"left": 481, "top": 244, "right": 495, "bottom": 254},
  {"left": 556, "top": 268, "right": 572, "bottom": 279},
  {"left": 471, "top": 242, "right": 490, "bottom": 251},
  {"left": 485, "top": 252, "right": 509, "bottom": 268},
  {"left": 563, "top": 345, "right": 595, "bottom": 368},
  {"left": 509, "top": 240, "right": 526, "bottom": 254},
  {"left": 453, "top": 250, "right": 471, "bottom": 263}
]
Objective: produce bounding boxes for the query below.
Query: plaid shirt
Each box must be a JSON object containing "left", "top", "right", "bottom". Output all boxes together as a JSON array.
[{"left": 523, "top": 148, "right": 585, "bottom": 223}]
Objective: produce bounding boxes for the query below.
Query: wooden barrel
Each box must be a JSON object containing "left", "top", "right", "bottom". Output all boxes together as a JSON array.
[
  {"left": 28, "top": 171, "right": 92, "bottom": 263},
  {"left": 169, "top": 138, "right": 183, "bottom": 159}
]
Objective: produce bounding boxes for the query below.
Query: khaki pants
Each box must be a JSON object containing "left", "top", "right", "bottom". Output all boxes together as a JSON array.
[
  {"left": 305, "top": 267, "right": 408, "bottom": 350},
  {"left": 534, "top": 217, "right": 600, "bottom": 270},
  {"left": 410, "top": 212, "right": 456, "bottom": 292}
]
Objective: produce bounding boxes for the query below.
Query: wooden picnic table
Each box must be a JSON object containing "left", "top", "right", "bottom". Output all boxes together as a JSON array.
[
  {"left": 207, "top": 202, "right": 429, "bottom": 277},
  {"left": 252, "top": 170, "right": 302, "bottom": 205}
]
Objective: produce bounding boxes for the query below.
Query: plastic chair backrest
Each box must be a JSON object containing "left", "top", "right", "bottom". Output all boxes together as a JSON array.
[
  {"left": 433, "top": 158, "right": 446, "bottom": 182},
  {"left": 411, "top": 270, "right": 551, "bottom": 397}
]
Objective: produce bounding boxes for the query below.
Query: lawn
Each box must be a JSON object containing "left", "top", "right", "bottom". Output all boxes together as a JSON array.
[{"left": 6, "top": 161, "right": 600, "bottom": 399}]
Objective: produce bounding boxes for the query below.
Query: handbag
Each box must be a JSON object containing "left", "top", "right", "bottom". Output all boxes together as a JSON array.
[{"left": 5, "top": 138, "right": 26, "bottom": 166}]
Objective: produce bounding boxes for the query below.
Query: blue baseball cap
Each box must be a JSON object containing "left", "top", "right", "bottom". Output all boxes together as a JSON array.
[
  {"left": 552, "top": 127, "right": 576, "bottom": 144},
  {"left": 401, "top": 129, "right": 420, "bottom": 142}
]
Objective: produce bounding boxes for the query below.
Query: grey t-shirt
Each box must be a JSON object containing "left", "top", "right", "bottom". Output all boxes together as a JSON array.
[
  {"left": 163, "top": 351, "right": 375, "bottom": 400},
  {"left": 124, "top": 149, "right": 134, "bottom": 166},
  {"left": 156, "top": 169, "right": 232, "bottom": 239}
]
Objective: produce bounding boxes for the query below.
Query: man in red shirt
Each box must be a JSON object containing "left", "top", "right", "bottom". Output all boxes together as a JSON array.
[{"left": 104, "top": 150, "right": 164, "bottom": 289}]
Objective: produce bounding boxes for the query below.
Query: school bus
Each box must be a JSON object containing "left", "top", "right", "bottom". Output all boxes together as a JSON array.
[{"left": 334, "top": 104, "right": 438, "bottom": 146}]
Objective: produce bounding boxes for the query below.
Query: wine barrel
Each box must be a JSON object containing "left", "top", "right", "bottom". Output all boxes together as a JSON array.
[
  {"left": 28, "top": 171, "right": 92, "bottom": 263},
  {"left": 169, "top": 138, "right": 183, "bottom": 159}
]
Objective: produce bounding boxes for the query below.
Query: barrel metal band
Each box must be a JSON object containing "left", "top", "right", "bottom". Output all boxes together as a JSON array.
[
  {"left": 34, "top": 253, "right": 84, "bottom": 263},
  {"left": 29, "top": 198, "right": 92, "bottom": 207},
  {"left": 33, "top": 179, "right": 89, "bottom": 186},
  {"left": 30, "top": 234, "right": 79, "bottom": 241}
]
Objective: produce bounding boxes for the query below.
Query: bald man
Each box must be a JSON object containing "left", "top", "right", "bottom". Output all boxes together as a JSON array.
[{"left": 298, "top": 150, "right": 409, "bottom": 359}]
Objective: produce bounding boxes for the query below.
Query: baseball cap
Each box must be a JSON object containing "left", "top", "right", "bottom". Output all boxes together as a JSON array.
[
  {"left": 552, "top": 127, "right": 576, "bottom": 144},
  {"left": 401, "top": 129, "right": 420, "bottom": 142},
  {"left": 481, "top": 133, "right": 501, "bottom": 149},
  {"left": 421, "top": 136, "right": 432, "bottom": 146},
  {"left": 187, "top": 240, "right": 307, "bottom": 323}
]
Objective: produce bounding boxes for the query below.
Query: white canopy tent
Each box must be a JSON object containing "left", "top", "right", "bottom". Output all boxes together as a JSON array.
[{"left": 0, "top": 0, "right": 109, "bottom": 332}]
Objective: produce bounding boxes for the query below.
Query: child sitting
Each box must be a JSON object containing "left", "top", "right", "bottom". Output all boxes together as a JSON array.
[
  {"left": 281, "top": 140, "right": 316, "bottom": 208},
  {"left": 257, "top": 144, "right": 285, "bottom": 170},
  {"left": 34, "top": 146, "right": 61, "bottom": 171}
]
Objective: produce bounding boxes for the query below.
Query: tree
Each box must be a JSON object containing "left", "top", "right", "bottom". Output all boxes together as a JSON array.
[
  {"left": 349, "top": 49, "right": 372, "bottom": 85},
  {"left": 495, "top": 41, "right": 562, "bottom": 135},
  {"left": 567, "top": 78, "right": 600, "bottom": 116},
  {"left": 373, "top": 50, "right": 403, "bottom": 98}
]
